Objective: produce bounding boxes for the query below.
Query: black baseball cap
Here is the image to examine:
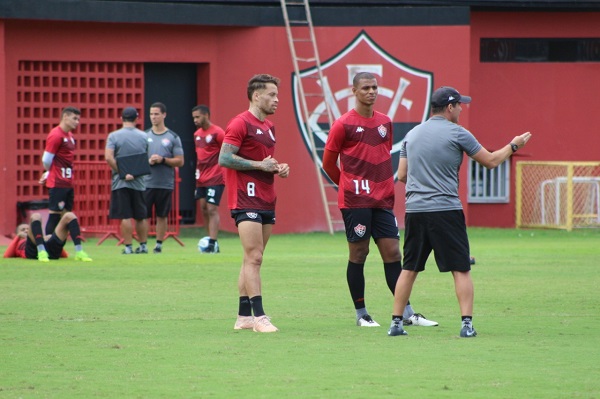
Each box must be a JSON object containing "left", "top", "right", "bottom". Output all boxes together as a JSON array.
[
  {"left": 122, "top": 107, "right": 139, "bottom": 119},
  {"left": 431, "top": 86, "right": 472, "bottom": 107}
]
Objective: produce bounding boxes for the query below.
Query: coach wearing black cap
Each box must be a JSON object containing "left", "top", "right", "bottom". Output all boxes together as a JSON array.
[
  {"left": 105, "top": 107, "right": 150, "bottom": 255},
  {"left": 388, "top": 86, "right": 532, "bottom": 338}
]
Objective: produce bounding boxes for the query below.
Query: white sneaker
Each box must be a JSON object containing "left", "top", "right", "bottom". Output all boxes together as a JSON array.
[
  {"left": 356, "top": 314, "right": 380, "bottom": 327},
  {"left": 404, "top": 313, "right": 439, "bottom": 327}
]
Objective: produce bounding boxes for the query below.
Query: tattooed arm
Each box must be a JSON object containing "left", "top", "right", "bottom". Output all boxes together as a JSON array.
[{"left": 219, "top": 143, "right": 279, "bottom": 173}]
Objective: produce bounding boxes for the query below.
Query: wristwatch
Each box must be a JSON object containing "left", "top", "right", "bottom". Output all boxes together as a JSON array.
[{"left": 510, "top": 143, "right": 519, "bottom": 153}]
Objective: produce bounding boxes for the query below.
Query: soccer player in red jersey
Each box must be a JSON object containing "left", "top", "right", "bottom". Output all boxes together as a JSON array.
[
  {"left": 219, "top": 74, "right": 290, "bottom": 333},
  {"left": 322, "top": 72, "right": 437, "bottom": 329},
  {"left": 40, "top": 106, "right": 81, "bottom": 235},
  {"left": 3, "top": 212, "right": 91, "bottom": 262},
  {"left": 192, "top": 105, "right": 226, "bottom": 253}
]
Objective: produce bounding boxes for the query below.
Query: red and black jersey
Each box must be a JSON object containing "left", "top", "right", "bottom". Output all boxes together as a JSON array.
[
  {"left": 3, "top": 236, "right": 26, "bottom": 259},
  {"left": 223, "top": 111, "right": 276, "bottom": 211},
  {"left": 45, "top": 126, "right": 75, "bottom": 188},
  {"left": 194, "top": 124, "right": 225, "bottom": 187},
  {"left": 15, "top": 239, "right": 26, "bottom": 258},
  {"left": 325, "top": 109, "right": 394, "bottom": 209}
]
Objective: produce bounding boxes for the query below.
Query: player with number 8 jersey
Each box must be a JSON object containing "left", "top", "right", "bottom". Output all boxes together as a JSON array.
[
  {"left": 222, "top": 111, "right": 277, "bottom": 210},
  {"left": 219, "top": 74, "right": 290, "bottom": 333}
]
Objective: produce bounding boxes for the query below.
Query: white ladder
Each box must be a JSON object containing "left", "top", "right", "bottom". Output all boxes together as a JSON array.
[{"left": 280, "top": 0, "right": 341, "bottom": 234}]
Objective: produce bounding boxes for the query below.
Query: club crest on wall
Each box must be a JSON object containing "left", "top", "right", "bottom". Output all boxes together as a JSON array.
[{"left": 292, "top": 30, "right": 433, "bottom": 183}]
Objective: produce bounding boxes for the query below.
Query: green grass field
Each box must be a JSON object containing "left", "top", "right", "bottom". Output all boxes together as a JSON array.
[{"left": 1, "top": 227, "right": 599, "bottom": 398}]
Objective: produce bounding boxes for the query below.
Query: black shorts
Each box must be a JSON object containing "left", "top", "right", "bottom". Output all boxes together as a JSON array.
[
  {"left": 402, "top": 210, "right": 471, "bottom": 273},
  {"left": 48, "top": 187, "right": 74, "bottom": 212},
  {"left": 25, "top": 233, "right": 64, "bottom": 260},
  {"left": 145, "top": 188, "right": 172, "bottom": 218},
  {"left": 341, "top": 208, "right": 400, "bottom": 242},
  {"left": 195, "top": 185, "right": 225, "bottom": 206},
  {"left": 109, "top": 188, "right": 147, "bottom": 220},
  {"left": 231, "top": 209, "right": 276, "bottom": 226}
]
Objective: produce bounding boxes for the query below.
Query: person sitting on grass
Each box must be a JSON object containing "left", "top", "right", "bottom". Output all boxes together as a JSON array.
[{"left": 3, "top": 212, "right": 92, "bottom": 262}]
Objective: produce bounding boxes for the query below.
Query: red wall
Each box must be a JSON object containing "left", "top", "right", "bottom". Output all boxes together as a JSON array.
[
  {"left": 468, "top": 12, "right": 600, "bottom": 227},
  {"left": 0, "top": 20, "right": 471, "bottom": 235},
  {"left": 0, "top": 21, "right": 11, "bottom": 243},
  {"left": 201, "top": 25, "right": 472, "bottom": 233}
]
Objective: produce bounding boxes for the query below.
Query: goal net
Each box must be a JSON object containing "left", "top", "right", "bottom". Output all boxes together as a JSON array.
[{"left": 516, "top": 161, "right": 600, "bottom": 230}]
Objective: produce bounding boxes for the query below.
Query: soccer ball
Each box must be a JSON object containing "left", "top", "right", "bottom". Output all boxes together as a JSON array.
[{"left": 198, "top": 236, "right": 211, "bottom": 252}]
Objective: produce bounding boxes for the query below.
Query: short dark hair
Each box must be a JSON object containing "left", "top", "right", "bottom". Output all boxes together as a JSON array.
[
  {"left": 192, "top": 105, "right": 210, "bottom": 115},
  {"left": 431, "top": 101, "right": 458, "bottom": 115},
  {"left": 150, "top": 102, "right": 167, "bottom": 113},
  {"left": 352, "top": 72, "right": 377, "bottom": 87},
  {"left": 247, "top": 74, "right": 280, "bottom": 101},
  {"left": 61, "top": 106, "right": 81, "bottom": 117}
]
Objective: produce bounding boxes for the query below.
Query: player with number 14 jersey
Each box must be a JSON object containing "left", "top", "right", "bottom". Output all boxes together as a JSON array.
[{"left": 325, "top": 109, "right": 395, "bottom": 209}]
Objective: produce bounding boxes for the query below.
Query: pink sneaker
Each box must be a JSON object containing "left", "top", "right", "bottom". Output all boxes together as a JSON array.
[
  {"left": 233, "top": 315, "right": 254, "bottom": 330},
  {"left": 253, "top": 315, "right": 278, "bottom": 333}
]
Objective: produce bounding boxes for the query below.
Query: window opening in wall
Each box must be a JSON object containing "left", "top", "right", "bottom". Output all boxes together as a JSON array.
[
  {"left": 468, "top": 158, "right": 510, "bottom": 203},
  {"left": 481, "top": 38, "right": 600, "bottom": 62}
]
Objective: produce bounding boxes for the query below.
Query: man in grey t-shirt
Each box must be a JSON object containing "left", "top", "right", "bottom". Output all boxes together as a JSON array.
[
  {"left": 105, "top": 107, "right": 150, "bottom": 255},
  {"left": 388, "top": 86, "right": 532, "bottom": 338},
  {"left": 144, "top": 102, "right": 184, "bottom": 254}
]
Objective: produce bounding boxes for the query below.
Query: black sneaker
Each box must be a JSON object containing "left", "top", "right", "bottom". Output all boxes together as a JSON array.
[
  {"left": 201, "top": 242, "right": 220, "bottom": 254},
  {"left": 153, "top": 246, "right": 162, "bottom": 254},
  {"left": 388, "top": 321, "right": 408, "bottom": 336},
  {"left": 135, "top": 246, "right": 148, "bottom": 254},
  {"left": 460, "top": 324, "right": 477, "bottom": 338}
]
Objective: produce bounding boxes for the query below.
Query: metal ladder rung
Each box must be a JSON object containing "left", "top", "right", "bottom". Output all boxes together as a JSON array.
[
  {"left": 282, "top": 0, "right": 337, "bottom": 234},
  {"left": 295, "top": 57, "right": 316, "bottom": 62}
]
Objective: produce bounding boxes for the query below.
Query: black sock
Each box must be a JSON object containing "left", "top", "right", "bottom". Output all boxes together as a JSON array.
[
  {"left": 392, "top": 315, "right": 403, "bottom": 323},
  {"left": 31, "top": 220, "right": 45, "bottom": 246},
  {"left": 383, "top": 261, "right": 402, "bottom": 295},
  {"left": 347, "top": 261, "right": 366, "bottom": 310},
  {"left": 67, "top": 219, "right": 82, "bottom": 246},
  {"left": 250, "top": 296, "right": 265, "bottom": 317},
  {"left": 209, "top": 238, "right": 216, "bottom": 245},
  {"left": 45, "top": 213, "right": 61, "bottom": 235},
  {"left": 238, "top": 296, "right": 252, "bottom": 317},
  {"left": 462, "top": 316, "right": 473, "bottom": 323}
]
